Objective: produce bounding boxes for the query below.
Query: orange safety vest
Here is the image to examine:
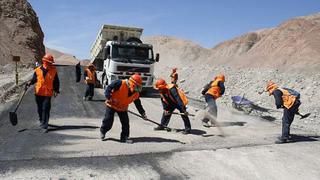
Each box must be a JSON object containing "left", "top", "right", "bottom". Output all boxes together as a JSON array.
[
  {"left": 105, "top": 80, "right": 140, "bottom": 112},
  {"left": 160, "top": 84, "right": 188, "bottom": 106},
  {"left": 34, "top": 66, "right": 57, "bottom": 97},
  {"left": 206, "top": 79, "right": 222, "bottom": 99},
  {"left": 85, "top": 69, "right": 96, "bottom": 84},
  {"left": 279, "top": 88, "right": 296, "bottom": 109}
]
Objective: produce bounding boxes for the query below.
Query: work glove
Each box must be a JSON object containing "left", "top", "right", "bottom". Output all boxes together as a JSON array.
[
  {"left": 24, "top": 81, "right": 31, "bottom": 91},
  {"left": 163, "top": 110, "right": 170, "bottom": 116}
]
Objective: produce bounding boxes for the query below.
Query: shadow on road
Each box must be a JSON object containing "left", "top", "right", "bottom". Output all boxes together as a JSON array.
[
  {"left": 103, "top": 137, "right": 185, "bottom": 144},
  {"left": 289, "top": 134, "right": 320, "bottom": 143},
  {"left": 219, "top": 121, "right": 247, "bottom": 127},
  {"left": 260, "top": 115, "right": 277, "bottom": 121},
  {"left": 47, "top": 124, "right": 98, "bottom": 132}
]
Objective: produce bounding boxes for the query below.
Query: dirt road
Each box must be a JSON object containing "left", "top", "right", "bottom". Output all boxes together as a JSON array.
[{"left": 0, "top": 66, "right": 319, "bottom": 179}]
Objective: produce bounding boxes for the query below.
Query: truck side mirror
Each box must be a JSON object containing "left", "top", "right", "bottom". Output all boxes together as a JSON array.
[{"left": 155, "top": 53, "right": 160, "bottom": 62}]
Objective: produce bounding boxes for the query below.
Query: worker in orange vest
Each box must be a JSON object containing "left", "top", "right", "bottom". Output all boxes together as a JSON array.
[
  {"left": 83, "top": 63, "right": 97, "bottom": 101},
  {"left": 26, "top": 53, "right": 60, "bottom": 133},
  {"left": 153, "top": 78, "right": 191, "bottom": 134},
  {"left": 201, "top": 74, "right": 225, "bottom": 128},
  {"left": 170, "top": 68, "right": 178, "bottom": 85},
  {"left": 100, "top": 74, "right": 147, "bottom": 143},
  {"left": 266, "top": 81, "right": 304, "bottom": 143}
]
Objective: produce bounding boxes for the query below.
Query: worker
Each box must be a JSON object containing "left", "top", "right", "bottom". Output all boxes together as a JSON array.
[
  {"left": 153, "top": 78, "right": 191, "bottom": 134},
  {"left": 26, "top": 53, "right": 60, "bottom": 133},
  {"left": 100, "top": 74, "right": 147, "bottom": 143},
  {"left": 83, "top": 63, "right": 97, "bottom": 101},
  {"left": 170, "top": 68, "right": 178, "bottom": 85},
  {"left": 201, "top": 74, "right": 225, "bottom": 128},
  {"left": 266, "top": 81, "right": 303, "bottom": 143},
  {"left": 75, "top": 62, "right": 81, "bottom": 83}
]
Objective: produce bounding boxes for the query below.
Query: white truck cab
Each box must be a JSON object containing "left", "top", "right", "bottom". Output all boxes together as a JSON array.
[{"left": 90, "top": 25, "right": 159, "bottom": 91}]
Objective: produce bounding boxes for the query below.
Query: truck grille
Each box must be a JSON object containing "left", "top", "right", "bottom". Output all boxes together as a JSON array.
[{"left": 117, "top": 66, "right": 150, "bottom": 73}]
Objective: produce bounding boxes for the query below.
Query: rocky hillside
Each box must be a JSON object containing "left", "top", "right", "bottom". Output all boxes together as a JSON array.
[
  {"left": 0, "top": 0, "right": 45, "bottom": 66},
  {"left": 46, "top": 47, "right": 79, "bottom": 65},
  {"left": 210, "top": 13, "right": 320, "bottom": 72}
]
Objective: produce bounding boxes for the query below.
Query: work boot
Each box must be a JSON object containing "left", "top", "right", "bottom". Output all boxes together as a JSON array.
[
  {"left": 100, "top": 132, "right": 105, "bottom": 140},
  {"left": 41, "top": 128, "right": 48, "bottom": 133},
  {"left": 120, "top": 137, "right": 133, "bottom": 144},
  {"left": 275, "top": 137, "right": 288, "bottom": 144},
  {"left": 181, "top": 129, "right": 191, "bottom": 135},
  {"left": 202, "top": 122, "right": 211, "bottom": 128},
  {"left": 154, "top": 126, "right": 165, "bottom": 131},
  {"left": 88, "top": 96, "right": 93, "bottom": 101}
]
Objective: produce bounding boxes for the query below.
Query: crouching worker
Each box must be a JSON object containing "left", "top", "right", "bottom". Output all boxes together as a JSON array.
[
  {"left": 201, "top": 74, "right": 225, "bottom": 128},
  {"left": 83, "top": 63, "right": 96, "bottom": 101},
  {"left": 100, "top": 74, "right": 147, "bottom": 143},
  {"left": 266, "top": 81, "right": 305, "bottom": 144},
  {"left": 26, "top": 53, "right": 60, "bottom": 133},
  {"left": 153, "top": 78, "right": 191, "bottom": 134}
]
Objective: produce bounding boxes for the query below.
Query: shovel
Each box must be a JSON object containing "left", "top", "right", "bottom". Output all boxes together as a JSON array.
[
  {"left": 9, "top": 86, "right": 28, "bottom": 126},
  {"left": 296, "top": 112, "right": 311, "bottom": 119},
  {"left": 128, "top": 110, "right": 172, "bottom": 131}
]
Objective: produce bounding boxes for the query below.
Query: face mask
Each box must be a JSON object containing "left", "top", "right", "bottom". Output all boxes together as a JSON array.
[{"left": 134, "top": 85, "right": 142, "bottom": 92}]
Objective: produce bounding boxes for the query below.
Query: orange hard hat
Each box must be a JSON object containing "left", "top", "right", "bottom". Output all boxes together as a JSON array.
[
  {"left": 42, "top": 53, "right": 54, "bottom": 64},
  {"left": 154, "top": 78, "right": 167, "bottom": 90},
  {"left": 129, "top": 74, "right": 142, "bottom": 92},
  {"left": 215, "top": 74, "right": 225, "bottom": 82},
  {"left": 129, "top": 74, "right": 142, "bottom": 86},
  {"left": 266, "top": 81, "right": 278, "bottom": 95}
]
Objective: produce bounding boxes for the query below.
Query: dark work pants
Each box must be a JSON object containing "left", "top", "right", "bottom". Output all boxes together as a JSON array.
[
  {"left": 85, "top": 83, "right": 94, "bottom": 99},
  {"left": 35, "top": 95, "right": 52, "bottom": 129},
  {"left": 282, "top": 100, "right": 301, "bottom": 139},
  {"left": 100, "top": 106, "right": 130, "bottom": 140},
  {"left": 160, "top": 106, "right": 191, "bottom": 130},
  {"left": 202, "top": 94, "right": 218, "bottom": 124}
]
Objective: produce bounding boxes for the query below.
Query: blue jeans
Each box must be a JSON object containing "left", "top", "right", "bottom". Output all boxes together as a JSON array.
[
  {"left": 281, "top": 100, "right": 300, "bottom": 139},
  {"left": 202, "top": 94, "right": 217, "bottom": 124}
]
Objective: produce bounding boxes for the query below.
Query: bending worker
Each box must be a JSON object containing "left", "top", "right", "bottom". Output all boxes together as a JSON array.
[
  {"left": 83, "top": 63, "right": 97, "bottom": 101},
  {"left": 26, "top": 53, "right": 60, "bottom": 133},
  {"left": 266, "top": 81, "right": 305, "bottom": 144},
  {"left": 153, "top": 78, "right": 191, "bottom": 134},
  {"left": 100, "top": 74, "right": 147, "bottom": 143},
  {"left": 201, "top": 74, "right": 225, "bottom": 127}
]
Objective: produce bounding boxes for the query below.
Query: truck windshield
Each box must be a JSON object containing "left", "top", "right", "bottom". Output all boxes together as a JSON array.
[{"left": 112, "top": 45, "right": 154, "bottom": 64}]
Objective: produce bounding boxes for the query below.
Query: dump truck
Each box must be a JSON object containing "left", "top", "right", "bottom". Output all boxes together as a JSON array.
[{"left": 90, "top": 25, "right": 159, "bottom": 92}]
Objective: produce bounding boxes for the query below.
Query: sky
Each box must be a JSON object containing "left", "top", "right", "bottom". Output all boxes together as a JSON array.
[{"left": 28, "top": 0, "right": 320, "bottom": 59}]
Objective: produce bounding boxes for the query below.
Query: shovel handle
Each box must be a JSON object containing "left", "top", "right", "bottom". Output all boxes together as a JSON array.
[
  {"left": 14, "top": 87, "right": 28, "bottom": 113},
  {"left": 170, "top": 112, "right": 195, "bottom": 117},
  {"left": 127, "top": 110, "right": 171, "bottom": 131}
]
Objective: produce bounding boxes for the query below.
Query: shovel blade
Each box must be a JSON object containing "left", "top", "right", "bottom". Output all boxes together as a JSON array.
[
  {"left": 300, "top": 113, "right": 311, "bottom": 119},
  {"left": 9, "top": 112, "right": 18, "bottom": 126}
]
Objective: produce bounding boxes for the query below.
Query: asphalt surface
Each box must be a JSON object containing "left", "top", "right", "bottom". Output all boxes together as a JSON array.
[{"left": 0, "top": 66, "right": 319, "bottom": 179}]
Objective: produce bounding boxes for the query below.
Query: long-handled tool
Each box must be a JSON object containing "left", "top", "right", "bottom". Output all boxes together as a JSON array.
[
  {"left": 9, "top": 86, "right": 28, "bottom": 126},
  {"left": 128, "top": 110, "right": 172, "bottom": 131},
  {"left": 170, "top": 111, "right": 195, "bottom": 117}
]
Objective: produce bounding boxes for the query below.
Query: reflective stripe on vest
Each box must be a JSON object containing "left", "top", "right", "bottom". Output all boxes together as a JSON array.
[
  {"left": 105, "top": 80, "right": 139, "bottom": 112},
  {"left": 85, "top": 69, "right": 96, "bottom": 84},
  {"left": 279, "top": 88, "right": 296, "bottom": 109},
  {"left": 205, "top": 79, "right": 221, "bottom": 99},
  {"left": 35, "top": 66, "right": 57, "bottom": 97}
]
